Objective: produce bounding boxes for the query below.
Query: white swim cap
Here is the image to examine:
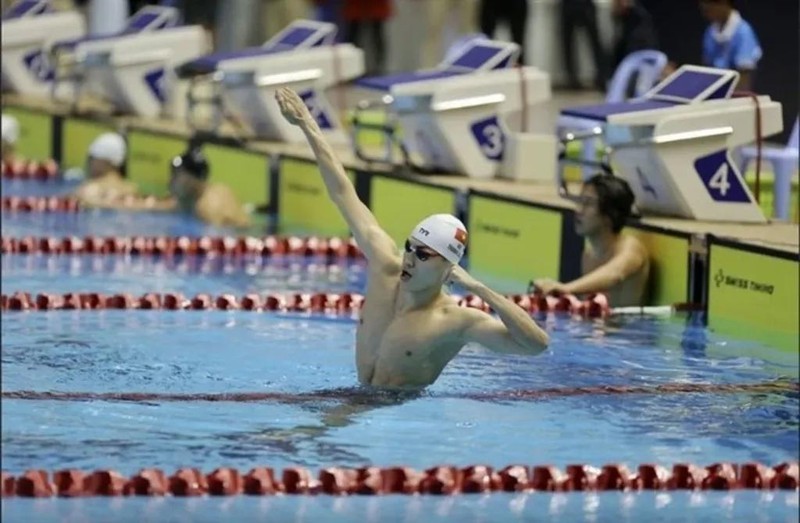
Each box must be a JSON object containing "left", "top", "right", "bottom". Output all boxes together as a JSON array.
[
  {"left": 2, "top": 114, "right": 20, "bottom": 145},
  {"left": 88, "top": 132, "right": 126, "bottom": 167},
  {"left": 409, "top": 214, "right": 468, "bottom": 264}
]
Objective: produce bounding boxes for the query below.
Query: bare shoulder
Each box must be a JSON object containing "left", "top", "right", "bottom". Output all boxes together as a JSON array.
[
  {"left": 208, "top": 182, "right": 236, "bottom": 200},
  {"left": 620, "top": 234, "right": 648, "bottom": 257}
]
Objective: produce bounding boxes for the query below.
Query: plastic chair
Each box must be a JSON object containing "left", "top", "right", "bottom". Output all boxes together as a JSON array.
[
  {"left": 738, "top": 117, "right": 799, "bottom": 221},
  {"left": 605, "top": 50, "right": 669, "bottom": 103},
  {"left": 558, "top": 50, "right": 668, "bottom": 180}
]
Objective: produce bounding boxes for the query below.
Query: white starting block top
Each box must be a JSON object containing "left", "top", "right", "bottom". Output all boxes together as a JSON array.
[
  {"left": 1, "top": 0, "right": 85, "bottom": 97},
  {"left": 177, "top": 20, "right": 364, "bottom": 144},
  {"left": 2, "top": 0, "right": 50, "bottom": 19},
  {"left": 52, "top": 6, "right": 207, "bottom": 118},
  {"left": 355, "top": 38, "right": 552, "bottom": 179},
  {"left": 565, "top": 65, "right": 783, "bottom": 223}
]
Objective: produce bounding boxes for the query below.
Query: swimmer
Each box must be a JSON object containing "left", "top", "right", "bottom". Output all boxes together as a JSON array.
[
  {"left": 73, "top": 132, "right": 138, "bottom": 208},
  {"left": 533, "top": 174, "right": 649, "bottom": 307},
  {"left": 276, "top": 87, "right": 549, "bottom": 390},
  {"left": 2, "top": 114, "right": 20, "bottom": 164},
  {"left": 166, "top": 142, "right": 250, "bottom": 228}
]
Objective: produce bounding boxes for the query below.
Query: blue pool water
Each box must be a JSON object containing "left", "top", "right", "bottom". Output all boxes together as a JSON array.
[{"left": 2, "top": 182, "right": 798, "bottom": 522}]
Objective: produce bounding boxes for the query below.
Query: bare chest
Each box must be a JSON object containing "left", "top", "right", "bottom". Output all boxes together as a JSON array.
[{"left": 355, "top": 278, "right": 460, "bottom": 386}]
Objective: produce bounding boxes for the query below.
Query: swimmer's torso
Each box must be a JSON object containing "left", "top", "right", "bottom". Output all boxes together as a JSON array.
[
  {"left": 355, "top": 264, "right": 464, "bottom": 389},
  {"left": 583, "top": 235, "right": 650, "bottom": 307},
  {"left": 76, "top": 177, "right": 137, "bottom": 204},
  {"left": 194, "top": 184, "right": 249, "bottom": 227}
]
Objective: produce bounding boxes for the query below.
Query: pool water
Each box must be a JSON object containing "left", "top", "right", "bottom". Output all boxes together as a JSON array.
[{"left": 2, "top": 181, "right": 798, "bottom": 522}]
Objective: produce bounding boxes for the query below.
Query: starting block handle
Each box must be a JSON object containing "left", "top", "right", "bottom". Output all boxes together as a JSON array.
[
  {"left": 350, "top": 95, "right": 397, "bottom": 165},
  {"left": 556, "top": 129, "right": 613, "bottom": 197},
  {"left": 350, "top": 96, "right": 447, "bottom": 175}
]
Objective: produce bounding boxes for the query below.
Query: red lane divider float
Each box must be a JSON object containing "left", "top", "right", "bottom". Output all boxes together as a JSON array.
[
  {"left": 0, "top": 291, "right": 611, "bottom": 317},
  {"left": 2, "top": 159, "right": 60, "bottom": 181},
  {"left": 1, "top": 462, "right": 797, "bottom": 497},
  {"left": 1, "top": 196, "right": 80, "bottom": 213},
  {"left": 2, "top": 235, "right": 365, "bottom": 258},
  {"left": 3, "top": 380, "right": 796, "bottom": 404}
]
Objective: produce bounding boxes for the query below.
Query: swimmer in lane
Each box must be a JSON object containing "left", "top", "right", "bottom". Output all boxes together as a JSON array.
[
  {"left": 532, "top": 174, "right": 649, "bottom": 307},
  {"left": 276, "top": 87, "right": 549, "bottom": 390},
  {"left": 72, "top": 132, "right": 138, "bottom": 207}
]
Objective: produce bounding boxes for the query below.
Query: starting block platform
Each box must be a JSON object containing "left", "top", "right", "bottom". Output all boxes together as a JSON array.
[
  {"left": 560, "top": 65, "right": 784, "bottom": 223},
  {"left": 176, "top": 20, "right": 364, "bottom": 145},
  {"left": 50, "top": 5, "right": 207, "bottom": 119},
  {"left": 351, "top": 37, "right": 553, "bottom": 180},
  {"left": 1, "top": 0, "right": 85, "bottom": 99}
]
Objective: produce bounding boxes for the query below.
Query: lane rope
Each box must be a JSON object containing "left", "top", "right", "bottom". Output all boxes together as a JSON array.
[
  {"left": 2, "top": 462, "right": 797, "bottom": 497},
  {"left": 0, "top": 291, "right": 617, "bottom": 317},
  {"left": 2, "top": 235, "right": 365, "bottom": 258}
]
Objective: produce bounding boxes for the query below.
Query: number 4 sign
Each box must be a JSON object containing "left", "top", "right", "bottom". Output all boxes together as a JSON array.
[{"left": 693, "top": 150, "right": 751, "bottom": 203}]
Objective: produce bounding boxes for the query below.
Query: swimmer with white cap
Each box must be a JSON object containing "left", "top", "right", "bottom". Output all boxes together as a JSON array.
[
  {"left": 277, "top": 87, "right": 549, "bottom": 390},
  {"left": 73, "top": 132, "right": 139, "bottom": 207},
  {"left": 2, "top": 114, "right": 20, "bottom": 163}
]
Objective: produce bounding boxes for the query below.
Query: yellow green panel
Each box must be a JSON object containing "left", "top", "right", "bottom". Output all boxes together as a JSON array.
[
  {"left": 61, "top": 117, "right": 116, "bottom": 170},
  {"left": 708, "top": 244, "right": 799, "bottom": 353},
  {"left": 2, "top": 106, "right": 52, "bottom": 161},
  {"left": 203, "top": 143, "right": 270, "bottom": 208},
  {"left": 468, "top": 195, "right": 562, "bottom": 293},
  {"left": 625, "top": 228, "right": 689, "bottom": 306},
  {"left": 277, "top": 157, "right": 353, "bottom": 236},
  {"left": 126, "top": 130, "right": 187, "bottom": 197},
  {"left": 370, "top": 176, "right": 456, "bottom": 248}
]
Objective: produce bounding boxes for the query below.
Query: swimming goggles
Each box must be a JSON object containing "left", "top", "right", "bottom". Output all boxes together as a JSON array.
[{"left": 404, "top": 239, "right": 439, "bottom": 262}]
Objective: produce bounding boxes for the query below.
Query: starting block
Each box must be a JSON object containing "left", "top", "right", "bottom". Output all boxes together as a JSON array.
[
  {"left": 1, "top": 0, "right": 85, "bottom": 98},
  {"left": 560, "top": 65, "right": 784, "bottom": 223},
  {"left": 176, "top": 20, "right": 364, "bottom": 144},
  {"left": 50, "top": 6, "right": 207, "bottom": 118},
  {"left": 351, "top": 37, "right": 553, "bottom": 179}
]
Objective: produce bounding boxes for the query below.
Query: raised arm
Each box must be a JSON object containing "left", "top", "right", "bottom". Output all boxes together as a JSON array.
[{"left": 275, "top": 87, "right": 399, "bottom": 269}]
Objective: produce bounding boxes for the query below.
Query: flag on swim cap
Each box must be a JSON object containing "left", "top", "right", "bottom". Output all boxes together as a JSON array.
[{"left": 409, "top": 214, "right": 468, "bottom": 264}]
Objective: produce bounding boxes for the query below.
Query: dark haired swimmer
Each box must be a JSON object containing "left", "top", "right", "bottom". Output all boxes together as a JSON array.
[
  {"left": 78, "top": 141, "right": 250, "bottom": 228},
  {"left": 167, "top": 143, "right": 250, "bottom": 228},
  {"left": 276, "top": 87, "right": 549, "bottom": 390},
  {"left": 533, "top": 174, "right": 649, "bottom": 307}
]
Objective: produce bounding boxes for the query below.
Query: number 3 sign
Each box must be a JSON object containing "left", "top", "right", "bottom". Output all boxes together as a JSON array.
[
  {"left": 470, "top": 116, "right": 505, "bottom": 160},
  {"left": 693, "top": 150, "right": 750, "bottom": 203}
]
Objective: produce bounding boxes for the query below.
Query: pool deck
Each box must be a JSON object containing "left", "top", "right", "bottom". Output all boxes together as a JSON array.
[{"left": 4, "top": 92, "right": 798, "bottom": 255}]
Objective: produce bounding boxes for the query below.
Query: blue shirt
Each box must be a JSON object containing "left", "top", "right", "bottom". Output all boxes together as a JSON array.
[{"left": 702, "top": 13, "right": 762, "bottom": 71}]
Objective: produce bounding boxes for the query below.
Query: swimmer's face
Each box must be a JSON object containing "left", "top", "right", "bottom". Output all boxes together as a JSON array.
[
  {"left": 87, "top": 157, "right": 115, "bottom": 179},
  {"left": 699, "top": 1, "right": 730, "bottom": 23},
  {"left": 574, "top": 185, "right": 608, "bottom": 236},
  {"left": 169, "top": 169, "right": 203, "bottom": 200},
  {"left": 1, "top": 139, "right": 13, "bottom": 161},
  {"left": 400, "top": 238, "right": 450, "bottom": 290}
]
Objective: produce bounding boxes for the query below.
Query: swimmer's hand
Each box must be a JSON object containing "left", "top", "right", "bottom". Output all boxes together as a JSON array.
[
  {"left": 276, "top": 87, "right": 312, "bottom": 126},
  {"left": 446, "top": 264, "right": 481, "bottom": 292},
  {"left": 532, "top": 278, "right": 567, "bottom": 296}
]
